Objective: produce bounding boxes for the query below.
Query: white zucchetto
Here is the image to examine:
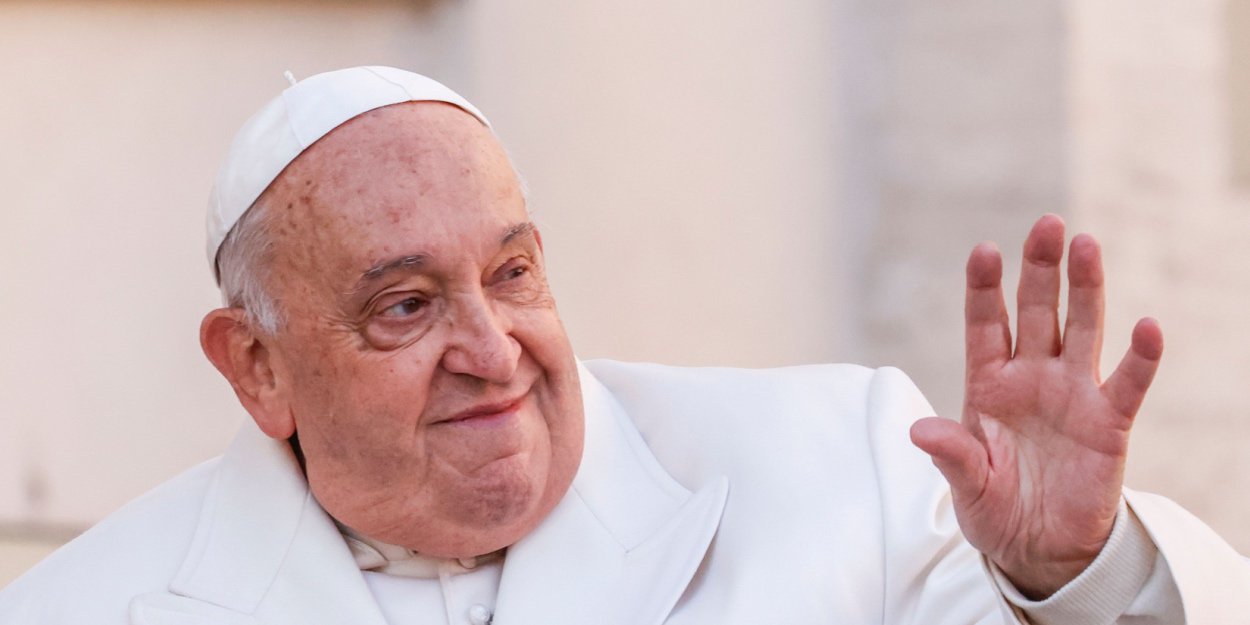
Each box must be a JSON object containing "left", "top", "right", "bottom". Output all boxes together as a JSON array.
[{"left": 205, "top": 66, "right": 491, "bottom": 280}]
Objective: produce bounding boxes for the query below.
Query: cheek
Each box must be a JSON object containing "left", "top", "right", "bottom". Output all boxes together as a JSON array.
[
  {"left": 543, "top": 389, "right": 584, "bottom": 472},
  {"left": 506, "top": 303, "right": 579, "bottom": 394},
  {"left": 518, "top": 321, "right": 583, "bottom": 474},
  {"left": 512, "top": 306, "right": 573, "bottom": 358},
  {"left": 283, "top": 340, "right": 440, "bottom": 453}
]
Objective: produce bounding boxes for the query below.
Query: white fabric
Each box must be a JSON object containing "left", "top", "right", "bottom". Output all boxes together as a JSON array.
[
  {"left": 358, "top": 561, "right": 503, "bottom": 625},
  {"left": 340, "top": 523, "right": 504, "bottom": 578},
  {"left": 205, "top": 66, "right": 490, "bottom": 274},
  {"left": 1, "top": 361, "right": 1247, "bottom": 625},
  {"left": 988, "top": 498, "right": 1170, "bottom": 625}
]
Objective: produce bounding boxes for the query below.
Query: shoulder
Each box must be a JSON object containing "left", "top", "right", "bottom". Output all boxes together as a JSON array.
[
  {"left": 0, "top": 458, "right": 220, "bottom": 622},
  {"left": 582, "top": 359, "right": 928, "bottom": 442},
  {"left": 581, "top": 359, "right": 935, "bottom": 488},
  {"left": 583, "top": 359, "right": 878, "bottom": 429},
  {"left": 583, "top": 358, "right": 879, "bottom": 397},
  {"left": 579, "top": 360, "right": 973, "bottom": 619}
]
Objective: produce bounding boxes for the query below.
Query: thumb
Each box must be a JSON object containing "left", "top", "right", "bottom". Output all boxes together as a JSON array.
[{"left": 910, "top": 417, "right": 990, "bottom": 507}]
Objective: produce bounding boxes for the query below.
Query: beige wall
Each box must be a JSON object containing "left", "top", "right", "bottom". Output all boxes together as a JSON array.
[
  {"left": 2, "top": 0, "right": 1247, "bottom": 587},
  {"left": 1070, "top": 0, "right": 1250, "bottom": 551},
  {"left": 848, "top": 0, "right": 1069, "bottom": 417},
  {"left": 1229, "top": 0, "right": 1250, "bottom": 185}
]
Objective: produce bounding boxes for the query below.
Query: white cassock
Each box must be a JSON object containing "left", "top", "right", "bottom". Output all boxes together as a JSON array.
[{"left": 1, "top": 360, "right": 1247, "bottom": 624}]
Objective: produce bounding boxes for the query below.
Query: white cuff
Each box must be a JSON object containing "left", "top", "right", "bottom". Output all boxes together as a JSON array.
[{"left": 987, "top": 499, "right": 1159, "bottom": 625}]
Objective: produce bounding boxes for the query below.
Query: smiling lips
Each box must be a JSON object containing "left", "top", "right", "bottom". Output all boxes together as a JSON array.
[{"left": 438, "top": 397, "right": 525, "bottom": 427}]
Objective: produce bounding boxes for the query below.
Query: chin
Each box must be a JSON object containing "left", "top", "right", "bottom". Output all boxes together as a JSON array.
[{"left": 454, "top": 455, "right": 546, "bottom": 527}]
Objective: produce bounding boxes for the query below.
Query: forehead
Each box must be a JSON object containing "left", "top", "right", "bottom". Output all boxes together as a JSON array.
[{"left": 261, "top": 102, "right": 526, "bottom": 283}]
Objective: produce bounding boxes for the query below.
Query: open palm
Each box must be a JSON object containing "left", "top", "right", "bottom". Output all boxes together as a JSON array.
[{"left": 911, "top": 215, "right": 1163, "bottom": 598}]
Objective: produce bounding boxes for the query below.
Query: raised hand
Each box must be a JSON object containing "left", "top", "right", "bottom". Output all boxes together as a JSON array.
[{"left": 910, "top": 214, "right": 1164, "bottom": 598}]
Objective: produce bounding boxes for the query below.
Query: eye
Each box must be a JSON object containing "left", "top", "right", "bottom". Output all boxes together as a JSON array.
[
  {"left": 496, "top": 257, "right": 533, "bottom": 283},
  {"left": 379, "top": 297, "right": 427, "bottom": 318}
]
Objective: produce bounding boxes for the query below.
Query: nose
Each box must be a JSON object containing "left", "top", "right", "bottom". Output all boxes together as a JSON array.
[{"left": 440, "top": 294, "right": 521, "bottom": 384}]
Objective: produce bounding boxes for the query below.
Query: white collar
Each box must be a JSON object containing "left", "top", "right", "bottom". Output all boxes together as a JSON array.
[{"left": 338, "top": 521, "right": 504, "bottom": 578}]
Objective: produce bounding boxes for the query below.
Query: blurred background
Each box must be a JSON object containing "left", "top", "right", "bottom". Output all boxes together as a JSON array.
[{"left": 2, "top": 0, "right": 1248, "bottom": 585}]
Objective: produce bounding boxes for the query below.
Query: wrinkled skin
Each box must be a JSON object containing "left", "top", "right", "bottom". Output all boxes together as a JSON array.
[
  {"left": 911, "top": 215, "right": 1164, "bottom": 598},
  {"left": 202, "top": 102, "right": 584, "bottom": 558}
]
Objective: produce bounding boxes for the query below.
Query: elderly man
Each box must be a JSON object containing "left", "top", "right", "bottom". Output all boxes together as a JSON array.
[{"left": 1, "top": 66, "right": 1246, "bottom": 624}]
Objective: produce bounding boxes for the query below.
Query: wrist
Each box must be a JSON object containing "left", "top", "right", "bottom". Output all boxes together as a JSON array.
[
  {"left": 992, "top": 504, "right": 1123, "bottom": 599},
  {"left": 988, "top": 500, "right": 1161, "bottom": 625}
]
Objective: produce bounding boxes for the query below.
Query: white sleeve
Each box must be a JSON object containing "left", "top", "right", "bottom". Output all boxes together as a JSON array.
[{"left": 1121, "top": 489, "right": 1250, "bottom": 624}]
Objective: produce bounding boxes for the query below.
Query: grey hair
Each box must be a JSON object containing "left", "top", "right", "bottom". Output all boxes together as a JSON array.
[
  {"left": 216, "top": 193, "right": 283, "bottom": 334},
  {"left": 214, "top": 146, "right": 531, "bottom": 336}
]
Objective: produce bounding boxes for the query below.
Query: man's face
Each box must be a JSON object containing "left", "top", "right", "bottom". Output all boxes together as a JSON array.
[{"left": 256, "top": 102, "right": 583, "bottom": 558}]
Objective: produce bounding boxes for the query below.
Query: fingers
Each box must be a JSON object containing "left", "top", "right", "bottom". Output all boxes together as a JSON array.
[
  {"left": 1014, "top": 215, "right": 1065, "bottom": 358},
  {"left": 966, "top": 242, "right": 1012, "bottom": 371},
  {"left": 910, "top": 417, "right": 990, "bottom": 508},
  {"left": 1061, "top": 234, "right": 1106, "bottom": 376},
  {"left": 1103, "top": 318, "right": 1164, "bottom": 420}
]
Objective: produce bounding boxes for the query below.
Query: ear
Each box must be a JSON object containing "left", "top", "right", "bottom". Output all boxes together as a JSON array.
[{"left": 200, "top": 308, "right": 296, "bottom": 440}]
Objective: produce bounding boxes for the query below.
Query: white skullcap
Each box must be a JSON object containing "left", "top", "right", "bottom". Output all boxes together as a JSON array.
[{"left": 205, "top": 66, "right": 491, "bottom": 280}]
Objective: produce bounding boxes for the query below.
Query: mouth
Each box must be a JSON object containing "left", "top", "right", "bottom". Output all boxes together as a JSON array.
[{"left": 436, "top": 395, "right": 526, "bottom": 428}]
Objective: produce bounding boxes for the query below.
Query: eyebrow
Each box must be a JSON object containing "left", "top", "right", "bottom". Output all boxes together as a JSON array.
[
  {"left": 358, "top": 254, "right": 428, "bottom": 285},
  {"left": 502, "top": 221, "right": 536, "bottom": 245},
  {"left": 350, "top": 221, "right": 537, "bottom": 294}
]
